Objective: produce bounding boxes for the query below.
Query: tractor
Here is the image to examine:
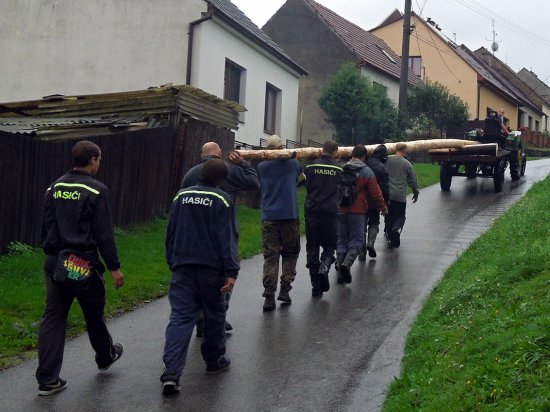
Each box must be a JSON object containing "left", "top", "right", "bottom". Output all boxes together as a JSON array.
[{"left": 430, "top": 112, "right": 527, "bottom": 192}]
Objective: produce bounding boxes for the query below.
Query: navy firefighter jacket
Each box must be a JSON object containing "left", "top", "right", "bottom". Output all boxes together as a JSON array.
[
  {"left": 42, "top": 169, "right": 120, "bottom": 271},
  {"left": 165, "top": 184, "right": 240, "bottom": 278},
  {"left": 304, "top": 155, "right": 343, "bottom": 216}
]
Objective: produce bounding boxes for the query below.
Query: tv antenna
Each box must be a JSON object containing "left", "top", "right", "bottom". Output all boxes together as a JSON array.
[{"left": 486, "top": 18, "right": 501, "bottom": 55}]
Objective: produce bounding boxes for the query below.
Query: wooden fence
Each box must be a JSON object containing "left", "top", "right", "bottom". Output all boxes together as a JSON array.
[{"left": 0, "top": 118, "right": 234, "bottom": 252}]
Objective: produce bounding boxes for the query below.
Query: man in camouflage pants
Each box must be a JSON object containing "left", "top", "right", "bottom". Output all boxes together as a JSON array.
[{"left": 257, "top": 135, "right": 303, "bottom": 311}]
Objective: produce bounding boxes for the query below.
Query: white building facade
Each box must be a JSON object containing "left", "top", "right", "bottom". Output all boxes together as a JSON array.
[
  {"left": 189, "top": 17, "right": 304, "bottom": 146},
  {"left": 0, "top": 0, "right": 305, "bottom": 146}
]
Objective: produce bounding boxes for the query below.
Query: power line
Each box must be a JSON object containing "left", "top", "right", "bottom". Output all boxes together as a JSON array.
[
  {"left": 411, "top": 6, "right": 462, "bottom": 82},
  {"left": 452, "top": 0, "right": 550, "bottom": 47}
]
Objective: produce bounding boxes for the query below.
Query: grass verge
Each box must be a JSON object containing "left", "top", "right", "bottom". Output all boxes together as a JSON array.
[
  {"left": 383, "top": 176, "right": 550, "bottom": 411},
  {"left": 0, "top": 164, "right": 437, "bottom": 368}
]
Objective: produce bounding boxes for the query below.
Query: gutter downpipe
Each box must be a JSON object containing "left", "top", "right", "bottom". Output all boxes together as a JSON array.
[{"left": 186, "top": 14, "right": 213, "bottom": 85}]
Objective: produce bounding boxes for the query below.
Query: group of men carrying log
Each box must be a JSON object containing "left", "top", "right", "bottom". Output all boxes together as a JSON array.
[
  {"left": 35, "top": 136, "right": 423, "bottom": 397},
  {"left": 160, "top": 135, "right": 422, "bottom": 394}
]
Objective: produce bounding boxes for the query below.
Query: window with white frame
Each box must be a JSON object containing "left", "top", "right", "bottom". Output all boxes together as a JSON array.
[
  {"left": 409, "top": 56, "right": 422, "bottom": 77},
  {"left": 264, "top": 83, "right": 281, "bottom": 134}
]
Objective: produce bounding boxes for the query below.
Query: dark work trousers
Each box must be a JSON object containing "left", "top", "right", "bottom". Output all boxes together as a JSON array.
[
  {"left": 363, "top": 208, "right": 381, "bottom": 242},
  {"left": 36, "top": 255, "right": 114, "bottom": 385},
  {"left": 195, "top": 291, "right": 230, "bottom": 334},
  {"left": 337, "top": 213, "right": 366, "bottom": 253},
  {"left": 161, "top": 265, "right": 227, "bottom": 383},
  {"left": 385, "top": 200, "right": 407, "bottom": 235},
  {"left": 365, "top": 207, "right": 381, "bottom": 227},
  {"left": 305, "top": 212, "right": 337, "bottom": 275}
]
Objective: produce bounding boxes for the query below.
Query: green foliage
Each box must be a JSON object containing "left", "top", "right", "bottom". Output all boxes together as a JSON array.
[
  {"left": 318, "top": 62, "right": 403, "bottom": 145},
  {"left": 6, "top": 242, "right": 36, "bottom": 256},
  {"left": 408, "top": 80, "right": 469, "bottom": 138},
  {"left": 384, "top": 177, "right": 550, "bottom": 411}
]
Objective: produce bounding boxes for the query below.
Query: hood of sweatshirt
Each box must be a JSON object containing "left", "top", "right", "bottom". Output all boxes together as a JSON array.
[{"left": 372, "top": 144, "right": 388, "bottom": 163}]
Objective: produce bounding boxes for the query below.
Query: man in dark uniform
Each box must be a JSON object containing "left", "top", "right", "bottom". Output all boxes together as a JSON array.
[
  {"left": 181, "top": 141, "right": 259, "bottom": 336},
  {"left": 181, "top": 141, "right": 259, "bottom": 195},
  {"left": 304, "top": 140, "right": 342, "bottom": 297},
  {"left": 359, "top": 144, "right": 389, "bottom": 260},
  {"left": 161, "top": 159, "right": 239, "bottom": 395},
  {"left": 37, "top": 140, "right": 124, "bottom": 396}
]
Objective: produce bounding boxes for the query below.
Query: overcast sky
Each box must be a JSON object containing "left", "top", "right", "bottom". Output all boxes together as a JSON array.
[{"left": 232, "top": 0, "right": 550, "bottom": 85}]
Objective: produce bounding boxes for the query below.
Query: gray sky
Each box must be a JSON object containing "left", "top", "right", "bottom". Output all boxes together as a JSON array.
[{"left": 232, "top": 0, "right": 550, "bottom": 85}]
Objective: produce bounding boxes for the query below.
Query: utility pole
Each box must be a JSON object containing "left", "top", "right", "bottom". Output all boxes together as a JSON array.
[{"left": 399, "top": 0, "right": 412, "bottom": 114}]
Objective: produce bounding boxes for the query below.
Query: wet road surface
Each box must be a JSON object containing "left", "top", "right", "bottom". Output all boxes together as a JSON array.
[{"left": 1, "top": 159, "right": 549, "bottom": 412}]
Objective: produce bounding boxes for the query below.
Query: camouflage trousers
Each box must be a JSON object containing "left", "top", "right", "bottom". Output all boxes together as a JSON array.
[{"left": 261, "top": 220, "right": 301, "bottom": 297}]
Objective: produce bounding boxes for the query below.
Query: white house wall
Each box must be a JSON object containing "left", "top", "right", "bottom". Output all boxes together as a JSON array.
[
  {"left": 0, "top": 0, "right": 205, "bottom": 102},
  {"left": 360, "top": 66, "right": 401, "bottom": 106},
  {"left": 542, "top": 105, "right": 550, "bottom": 132},
  {"left": 190, "top": 19, "right": 301, "bottom": 146},
  {"left": 518, "top": 105, "right": 543, "bottom": 131}
]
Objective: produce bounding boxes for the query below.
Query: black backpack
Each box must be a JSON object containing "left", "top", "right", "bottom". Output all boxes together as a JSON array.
[{"left": 337, "top": 165, "right": 362, "bottom": 207}]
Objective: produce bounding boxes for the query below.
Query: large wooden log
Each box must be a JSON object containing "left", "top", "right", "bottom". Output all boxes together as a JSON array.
[{"left": 236, "top": 139, "right": 480, "bottom": 161}]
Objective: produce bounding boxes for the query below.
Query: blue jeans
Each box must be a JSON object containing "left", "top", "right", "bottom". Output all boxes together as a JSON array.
[
  {"left": 161, "top": 265, "right": 227, "bottom": 383},
  {"left": 337, "top": 213, "right": 365, "bottom": 254}
]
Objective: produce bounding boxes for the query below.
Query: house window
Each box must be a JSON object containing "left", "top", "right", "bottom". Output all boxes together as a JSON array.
[
  {"left": 373, "top": 81, "right": 387, "bottom": 94},
  {"left": 535, "top": 120, "right": 540, "bottom": 132},
  {"left": 528, "top": 116, "right": 533, "bottom": 130},
  {"left": 224, "top": 59, "right": 246, "bottom": 121},
  {"left": 409, "top": 56, "right": 422, "bottom": 77},
  {"left": 264, "top": 83, "right": 281, "bottom": 134}
]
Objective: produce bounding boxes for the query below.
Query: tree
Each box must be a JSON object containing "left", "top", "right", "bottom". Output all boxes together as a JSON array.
[
  {"left": 407, "top": 80, "right": 469, "bottom": 138},
  {"left": 318, "top": 62, "right": 402, "bottom": 145}
]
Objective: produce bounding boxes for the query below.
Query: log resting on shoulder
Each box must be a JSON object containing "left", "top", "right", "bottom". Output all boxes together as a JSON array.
[{"left": 236, "top": 139, "right": 481, "bottom": 161}]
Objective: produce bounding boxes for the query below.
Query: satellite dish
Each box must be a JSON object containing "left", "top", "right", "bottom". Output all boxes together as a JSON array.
[{"left": 491, "top": 41, "right": 499, "bottom": 52}]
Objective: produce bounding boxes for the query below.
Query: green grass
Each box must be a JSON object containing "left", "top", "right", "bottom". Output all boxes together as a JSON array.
[
  {"left": 413, "top": 163, "right": 440, "bottom": 190},
  {"left": 383, "top": 177, "right": 550, "bottom": 411}
]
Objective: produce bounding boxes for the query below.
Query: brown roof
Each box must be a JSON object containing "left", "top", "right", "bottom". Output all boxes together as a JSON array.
[
  {"left": 304, "top": 0, "right": 422, "bottom": 86},
  {"left": 474, "top": 47, "right": 544, "bottom": 115},
  {"left": 517, "top": 68, "right": 550, "bottom": 105},
  {"left": 371, "top": 8, "right": 403, "bottom": 31},
  {"left": 454, "top": 45, "right": 520, "bottom": 105}
]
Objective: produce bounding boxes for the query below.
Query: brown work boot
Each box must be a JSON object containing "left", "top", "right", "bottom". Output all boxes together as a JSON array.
[
  {"left": 277, "top": 289, "right": 291, "bottom": 303},
  {"left": 263, "top": 295, "right": 276, "bottom": 312}
]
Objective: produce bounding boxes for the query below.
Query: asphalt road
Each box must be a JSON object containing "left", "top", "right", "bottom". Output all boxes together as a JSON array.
[{"left": 1, "top": 159, "right": 549, "bottom": 412}]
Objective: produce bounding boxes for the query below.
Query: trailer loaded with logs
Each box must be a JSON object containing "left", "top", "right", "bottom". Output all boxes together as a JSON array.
[{"left": 429, "top": 113, "right": 526, "bottom": 192}]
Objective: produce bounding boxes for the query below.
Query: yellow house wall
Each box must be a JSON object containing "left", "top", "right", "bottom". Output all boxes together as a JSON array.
[
  {"left": 479, "top": 86, "right": 518, "bottom": 127},
  {"left": 372, "top": 18, "right": 482, "bottom": 120}
]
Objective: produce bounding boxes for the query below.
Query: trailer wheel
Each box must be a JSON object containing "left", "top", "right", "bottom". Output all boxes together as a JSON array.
[
  {"left": 465, "top": 163, "right": 477, "bottom": 179},
  {"left": 509, "top": 146, "right": 523, "bottom": 181},
  {"left": 481, "top": 166, "right": 492, "bottom": 176},
  {"left": 493, "top": 160, "right": 505, "bottom": 192},
  {"left": 440, "top": 162, "right": 453, "bottom": 191}
]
